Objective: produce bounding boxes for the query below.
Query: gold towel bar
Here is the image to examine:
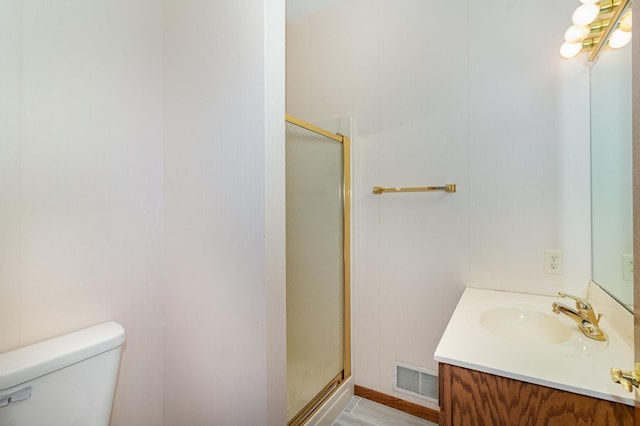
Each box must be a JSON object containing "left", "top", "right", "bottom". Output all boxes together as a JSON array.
[{"left": 372, "top": 184, "right": 456, "bottom": 194}]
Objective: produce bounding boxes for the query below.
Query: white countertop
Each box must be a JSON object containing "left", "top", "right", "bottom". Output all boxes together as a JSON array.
[{"left": 434, "top": 287, "right": 634, "bottom": 406}]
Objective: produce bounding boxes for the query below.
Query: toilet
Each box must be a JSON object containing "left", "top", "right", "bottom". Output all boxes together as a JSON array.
[{"left": 0, "top": 321, "right": 125, "bottom": 426}]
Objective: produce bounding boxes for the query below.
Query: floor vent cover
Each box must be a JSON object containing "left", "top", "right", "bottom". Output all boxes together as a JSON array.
[{"left": 393, "top": 362, "right": 438, "bottom": 402}]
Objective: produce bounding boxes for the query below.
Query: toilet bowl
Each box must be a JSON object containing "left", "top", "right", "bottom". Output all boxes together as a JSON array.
[{"left": 0, "top": 322, "right": 125, "bottom": 426}]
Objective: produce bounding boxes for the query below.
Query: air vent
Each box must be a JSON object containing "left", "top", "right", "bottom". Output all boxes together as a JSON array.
[{"left": 394, "top": 362, "right": 438, "bottom": 402}]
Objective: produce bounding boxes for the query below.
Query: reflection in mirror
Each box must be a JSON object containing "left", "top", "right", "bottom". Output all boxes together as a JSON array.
[{"left": 591, "top": 41, "right": 633, "bottom": 309}]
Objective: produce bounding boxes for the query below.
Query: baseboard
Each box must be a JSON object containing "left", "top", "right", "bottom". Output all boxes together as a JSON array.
[{"left": 354, "top": 385, "right": 439, "bottom": 423}]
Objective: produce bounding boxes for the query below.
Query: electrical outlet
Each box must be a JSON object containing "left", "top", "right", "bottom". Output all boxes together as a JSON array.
[
  {"left": 544, "top": 250, "right": 563, "bottom": 275},
  {"left": 622, "top": 254, "right": 634, "bottom": 281}
]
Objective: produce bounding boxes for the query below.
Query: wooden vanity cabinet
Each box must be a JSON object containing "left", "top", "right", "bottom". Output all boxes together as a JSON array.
[{"left": 438, "top": 363, "right": 633, "bottom": 426}]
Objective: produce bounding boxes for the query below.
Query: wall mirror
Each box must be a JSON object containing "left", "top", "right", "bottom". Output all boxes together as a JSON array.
[{"left": 590, "top": 40, "right": 633, "bottom": 309}]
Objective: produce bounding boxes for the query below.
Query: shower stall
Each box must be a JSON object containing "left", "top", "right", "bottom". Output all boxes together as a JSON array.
[{"left": 285, "top": 115, "right": 351, "bottom": 425}]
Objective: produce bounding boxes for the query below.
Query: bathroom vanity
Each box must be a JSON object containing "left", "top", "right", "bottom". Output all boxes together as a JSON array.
[
  {"left": 435, "top": 286, "right": 634, "bottom": 425},
  {"left": 438, "top": 363, "right": 632, "bottom": 425}
]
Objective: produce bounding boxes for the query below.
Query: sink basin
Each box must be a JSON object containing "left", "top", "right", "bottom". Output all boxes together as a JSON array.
[{"left": 480, "top": 306, "right": 573, "bottom": 345}]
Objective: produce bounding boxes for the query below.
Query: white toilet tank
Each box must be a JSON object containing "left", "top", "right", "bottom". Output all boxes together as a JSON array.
[{"left": 0, "top": 322, "right": 125, "bottom": 426}]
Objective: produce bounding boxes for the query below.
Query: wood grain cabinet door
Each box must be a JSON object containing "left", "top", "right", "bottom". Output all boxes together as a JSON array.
[{"left": 439, "top": 363, "right": 633, "bottom": 426}]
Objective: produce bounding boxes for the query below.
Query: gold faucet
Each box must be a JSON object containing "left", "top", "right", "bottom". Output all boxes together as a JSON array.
[{"left": 551, "top": 292, "right": 606, "bottom": 341}]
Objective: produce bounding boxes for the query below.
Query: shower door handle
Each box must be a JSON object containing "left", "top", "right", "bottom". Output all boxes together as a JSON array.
[{"left": 0, "top": 386, "right": 32, "bottom": 407}]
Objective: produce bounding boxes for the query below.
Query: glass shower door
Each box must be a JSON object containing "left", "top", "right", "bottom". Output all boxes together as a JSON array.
[{"left": 285, "top": 116, "right": 350, "bottom": 424}]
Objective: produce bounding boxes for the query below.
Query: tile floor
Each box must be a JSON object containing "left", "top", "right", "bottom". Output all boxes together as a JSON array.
[{"left": 331, "top": 397, "right": 438, "bottom": 426}]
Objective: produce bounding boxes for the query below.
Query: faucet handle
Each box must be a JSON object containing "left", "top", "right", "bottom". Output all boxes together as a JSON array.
[
  {"left": 611, "top": 364, "right": 640, "bottom": 392},
  {"left": 557, "top": 292, "right": 591, "bottom": 310}
]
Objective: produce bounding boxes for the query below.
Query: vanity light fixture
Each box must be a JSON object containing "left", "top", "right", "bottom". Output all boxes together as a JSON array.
[
  {"left": 559, "top": 0, "right": 632, "bottom": 61},
  {"left": 609, "top": 27, "right": 633, "bottom": 47},
  {"left": 619, "top": 8, "right": 633, "bottom": 30},
  {"left": 572, "top": 3, "right": 601, "bottom": 25}
]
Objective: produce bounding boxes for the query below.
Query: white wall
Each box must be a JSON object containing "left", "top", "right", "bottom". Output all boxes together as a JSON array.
[
  {"left": 467, "top": 1, "right": 591, "bottom": 297},
  {"left": 0, "top": 1, "right": 165, "bottom": 424},
  {"left": 287, "top": 0, "right": 591, "bottom": 408},
  {"left": 163, "top": 0, "right": 286, "bottom": 425},
  {"left": 1, "top": 1, "right": 286, "bottom": 425}
]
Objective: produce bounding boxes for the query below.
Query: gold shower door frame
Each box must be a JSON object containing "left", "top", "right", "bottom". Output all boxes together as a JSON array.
[{"left": 285, "top": 114, "right": 351, "bottom": 425}]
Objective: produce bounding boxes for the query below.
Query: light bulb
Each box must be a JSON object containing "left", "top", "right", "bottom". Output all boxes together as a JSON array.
[
  {"left": 564, "top": 25, "right": 590, "bottom": 43},
  {"left": 560, "top": 41, "right": 583, "bottom": 58},
  {"left": 572, "top": 4, "right": 600, "bottom": 26},
  {"left": 619, "top": 10, "right": 632, "bottom": 32},
  {"left": 608, "top": 28, "right": 632, "bottom": 49}
]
